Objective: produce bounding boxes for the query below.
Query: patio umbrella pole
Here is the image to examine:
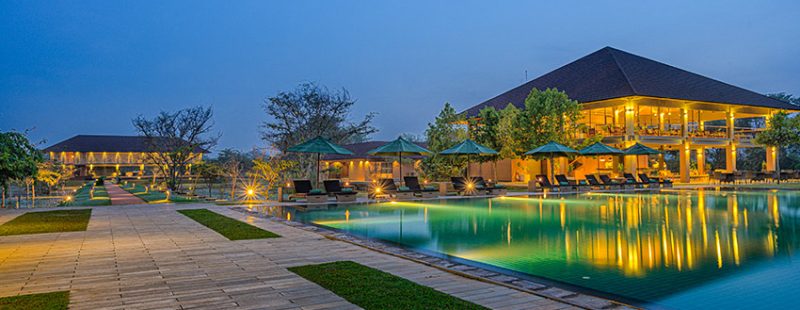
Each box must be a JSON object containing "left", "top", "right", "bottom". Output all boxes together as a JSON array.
[
  {"left": 398, "top": 152, "right": 402, "bottom": 186},
  {"left": 316, "top": 153, "right": 320, "bottom": 187}
]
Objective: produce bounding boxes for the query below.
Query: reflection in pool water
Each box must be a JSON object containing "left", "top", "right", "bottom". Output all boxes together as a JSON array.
[{"left": 251, "top": 189, "right": 800, "bottom": 307}]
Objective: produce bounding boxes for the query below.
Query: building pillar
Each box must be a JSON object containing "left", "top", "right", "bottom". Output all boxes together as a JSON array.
[
  {"left": 696, "top": 147, "right": 705, "bottom": 176},
  {"left": 680, "top": 141, "right": 691, "bottom": 183},
  {"left": 766, "top": 146, "right": 777, "bottom": 172},
  {"left": 727, "top": 111, "right": 736, "bottom": 140},
  {"left": 625, "top": 101, "right": 636, "bottom": 139},
  {"left": 726, "top": 144, "right": 737, "bottom": 172}
]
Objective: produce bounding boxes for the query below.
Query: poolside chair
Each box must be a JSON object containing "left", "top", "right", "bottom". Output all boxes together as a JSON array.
[
  {"left": 554, "top": 175, "right": 580, "bottom": 192},
  {"left": 599, "top": 175, "right": 624, "bottom": 190},
  {"left": 290, "top": 180, "right": 329, "bottom": 203},
  {"left": 379, "top": 178, "right": 415, "bottom": 199},
  {"left": 323, "top": 180, "right": 358, "bottom": 202},
  {"left": 638, "top": 174, "right": 660, "bottom": 188},
  {"left": 451, "top": 177, "right": 489, "bottom": 195},
  {"left": 474, "top": 177, "right": 507, "bottom": 195},
  {"left": 535, "top": 175, "right": 558, "bottom": 192},
  {"left": 623, "top": 173, "right": 647, "bottom": 188},
  {"left": 404, "top": 176, "right": 438, "bottom": 198},
  {"left": 585, "top": 175, "right": 604, "bottom": 190}
]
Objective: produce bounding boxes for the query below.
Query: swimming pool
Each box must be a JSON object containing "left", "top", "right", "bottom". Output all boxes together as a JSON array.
[{"left": 254, "top": 189, "right": 800, "bottom": 308}]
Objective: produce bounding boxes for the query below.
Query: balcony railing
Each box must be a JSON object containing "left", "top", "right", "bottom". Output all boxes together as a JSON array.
[
  {"left": 688, "top": 125, "right": 728, "bottom": 138},
  {"left": 637, "top": 124, "right": 682, "bottom": 137}
]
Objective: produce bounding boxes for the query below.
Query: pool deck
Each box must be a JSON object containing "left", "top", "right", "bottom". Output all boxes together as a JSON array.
[{"left": 0, "top": 203, "right": 623, "bottom": 310}]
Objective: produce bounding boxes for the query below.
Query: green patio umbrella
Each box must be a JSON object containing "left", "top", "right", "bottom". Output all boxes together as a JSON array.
[
  {"left": 579, "top": 142, "right": 623, "bottom": 172},
  {"left": 623, "top": 143, "right": 661, "bottom": 155},
  {"left": 623, "top": 143, "right": 661, "bottom": 173},
  {"left": 367, "top": 137, "right": 432, "bottom": 184},
  {"left": 439, "top": 139, "right": 498, "bottom": 177},
  {"left": 524, "top": 141, "right": 579, "bottom": 181},
  {"left": 287, "top": 136, "right": 353, "bottom": 186}
]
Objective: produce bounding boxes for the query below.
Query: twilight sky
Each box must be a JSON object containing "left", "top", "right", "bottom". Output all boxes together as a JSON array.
[{"left": 1, "top": 1, "right": 799, "bottom": 153}]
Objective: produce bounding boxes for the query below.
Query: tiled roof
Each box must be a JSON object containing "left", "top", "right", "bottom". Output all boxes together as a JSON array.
[
  {"left": 43, "top": 135, "right": 208, "bottom": 153},
  {"left": 463, "top": 46, "right": 798, "bottom": 117}
]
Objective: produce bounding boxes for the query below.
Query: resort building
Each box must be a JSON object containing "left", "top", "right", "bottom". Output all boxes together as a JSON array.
[
  {"left": 43, "top": 135, "right": 205, "bottom": 178},
  {"left": 462, "top": 47, "right": 799, "bottom": 183},
  {"left": 321, "top": 141, "right": 425, "bottom": 186}
]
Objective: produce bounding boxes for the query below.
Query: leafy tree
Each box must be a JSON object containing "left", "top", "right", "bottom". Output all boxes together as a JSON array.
[
  {"left": 249, "top": 157, "right": 299, "bottom": 197},
  {"left": 0, "top": 132, "right": 42, "bottom": 208},
  {"left": 755, "top": 111, "right": 800, "bottom": 184},
  {"left": 214, "top": 148, "right": 253, "bottom": 200},
  {"left": 496, "top": 104, "right": 524, "bottom": 159},
  {"left": 132, "top": 106, "right": 219, "bottom": 191},
  {"left": 517, "top": 88, "right": 599, "bottom": 173},
  {"left": 260, "top": 82, "right": 377, "bottom": 178},
  {"left": 420, "top": 103, "right": 468, "bottom": 180},
  {"left": 193, "top": 162, "right": 224, "bottom": 197}
]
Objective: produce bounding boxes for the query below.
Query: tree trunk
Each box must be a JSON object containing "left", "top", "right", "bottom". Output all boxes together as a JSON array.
[{"left": 1, "top": 187, "right": 5, "bottom": 208}]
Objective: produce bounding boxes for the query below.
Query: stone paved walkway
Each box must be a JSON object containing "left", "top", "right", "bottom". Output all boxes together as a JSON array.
[
  {"left": 0, "top": 204, "right": 579, "bottom": 310},
  {"left": 105, "top": 184, "right": 146, "bottom": 205}
]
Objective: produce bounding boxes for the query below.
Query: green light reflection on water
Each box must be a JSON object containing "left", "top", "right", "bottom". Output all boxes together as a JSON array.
[{"left": 256, "top": 190, "right": 800, "bottom": 304}]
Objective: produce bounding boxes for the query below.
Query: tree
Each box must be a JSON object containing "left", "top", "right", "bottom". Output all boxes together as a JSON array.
[
  {"left": 517, "top": 88, "right": 599, "bottom": 174},
  {"left": 249, "top": 157, "right": 299, "bottom": 197},
  {"left": 420, "top": 103, "right": 468, "bottom": 181},
  {"left": 215, "top": 148, "right": 252, "bottom": 200},
  {"left": 193, "top": 162, "right": 223, "bottom": 196},
  {"left": 0, "top": 132, "right": 42, "bottom": 208},
  {"left": 755, "top": 111, "right": 800, "bottom": 184},
  {"left": 261, "top": 82, "right": 378, "bottom": 178},
  {"left": 496, "top": 104, "right": 524, "bottom": 160},
  {"left": 132, "top": 106, "right": 219, "bottom": 191}
]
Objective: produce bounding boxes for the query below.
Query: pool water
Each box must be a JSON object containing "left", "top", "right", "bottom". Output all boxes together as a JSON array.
[{"left": 254, "top": 189, "right": 800, "bottom": 308}]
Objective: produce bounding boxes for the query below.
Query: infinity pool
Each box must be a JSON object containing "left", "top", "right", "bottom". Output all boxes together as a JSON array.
[{"left": 254, "top": 189, "right": 800, "bottom": 308}]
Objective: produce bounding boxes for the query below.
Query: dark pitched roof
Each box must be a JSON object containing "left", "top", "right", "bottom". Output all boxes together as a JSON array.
[
  {"left": 322, "top": 141, "right": 428, "bottom": 161},
  {"left": 463, "top": 46, "right": 798, "bottom": 117},
  {"left": 43, "top": 135, "right": 209, "bottom": 153}
]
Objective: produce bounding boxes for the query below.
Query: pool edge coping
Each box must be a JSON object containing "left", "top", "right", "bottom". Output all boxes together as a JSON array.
[{"left": 231, "top": 206, "right": 640, "bottom": 310}]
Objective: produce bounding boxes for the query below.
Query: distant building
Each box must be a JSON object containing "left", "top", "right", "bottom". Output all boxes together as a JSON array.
[
  {"left": 43, "top": 135, "right": 206, "bottom": 178},
  {"left": 321, "top": 141, "right": 426, "bottom": 185},
  {"left": 462, "top": 46, "right": 800, "bottom": 183}
]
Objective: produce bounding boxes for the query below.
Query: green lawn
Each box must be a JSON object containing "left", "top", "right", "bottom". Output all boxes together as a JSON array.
[
  {"left": 63, "top": 183, "right": 110, "bottom": 206},
  {"left": 0, "top": 209, "right": 92, "bottom": 236},
  {"left": 177, "top": 209, "right": 280, "bottom": 240},
  {"left": 288, "top": 261, "right": 487, "bottom": 310},
  {"left": 0, "top": 291, "right": 69, "bottom": 310},
  {"left": 122, "top": 183, "right": 198, "bottom": 203}
]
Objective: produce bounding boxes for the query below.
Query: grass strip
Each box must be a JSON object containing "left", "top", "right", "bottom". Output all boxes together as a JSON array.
[
  {"left": 122, "top": 184, "right": 197, "bottom": 203},
  {"left": 0, "top": 291, "right": 69, "bottom": 310},
  {"left": 288, "top": 261, "right": 487, "bottom": 310},
  {"left": 0, "top": 209, "right": 91, "bottom": 236},
  {"left": 177, "top": 209, "right": 279, "bottom": 240},
  {"left": 65, "top": 183, "right": 110, "bottom": 206}
]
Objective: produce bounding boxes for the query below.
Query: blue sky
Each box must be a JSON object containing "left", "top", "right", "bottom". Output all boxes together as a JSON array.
[{"left": 1, "top": 1, "right": 798, "bottom": 152}]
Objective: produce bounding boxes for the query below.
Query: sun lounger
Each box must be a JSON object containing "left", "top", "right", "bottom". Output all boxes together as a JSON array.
[
  {"left": 404, "top": 176, "right": 439, "bottom": 198},
  {"left": 323, "top": 180, "right": 358, "bottom": 202},
  {"left": 290, "top": 180, "right": 329, "bottom": 203},
  {"left": 473, "top": 177, "right": 507, "bottom": 195},
  {"left": 379, "top": 178, "right": 415, "bottom": 199},
  {"left": 637, "top": 174, "right": 660, "bottom": 188},
  {"left": 535, "top": 175, "right": 558, "bottom": 192},
  {"left": 623, "top": 173, "right": 647, "bottom": 188},
  {"left": 599, "top": 175, "right": 624, "bottom": 189},
  {"left": 554, "top": 175, "right": 580, "bottom": 192},
  {"left": 585, "top": 175, "right": 604, "bottom": 190},
  {"left": 451, "top": 177, "right": 489, "bottom": 195}
]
